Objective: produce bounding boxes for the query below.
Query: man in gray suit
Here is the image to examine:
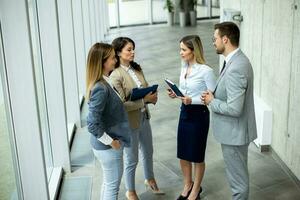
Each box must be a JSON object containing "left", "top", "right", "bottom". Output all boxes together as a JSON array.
[{"left": 202, "top": 22, "right": 257, "bottom": 200}]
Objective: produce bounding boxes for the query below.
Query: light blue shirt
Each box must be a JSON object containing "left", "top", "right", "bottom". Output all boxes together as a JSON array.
[{"left": 179, "top": 63, "right": 216, "bottom": 104}]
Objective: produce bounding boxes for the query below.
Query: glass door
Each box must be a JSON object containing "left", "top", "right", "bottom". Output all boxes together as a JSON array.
[
  {"left": 197, "top": 0, "right": 220, "bottom": 18},
  {"left": 152, "top": 0, "right": 166, "bottom": 23},
  {"left": 211, "top": 0, "right": 220, "bottom": 17},
  {"left": 119, "top": 0, "right": 149, "bottom": 26}
]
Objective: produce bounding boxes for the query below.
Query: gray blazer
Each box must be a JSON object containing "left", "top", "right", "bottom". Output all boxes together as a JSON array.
[
  {"left": 210, "top": 49, "right": 257, "bottom": 145},
  {"left": 87, "top": 81, "right": 131, "bottom": 150}
]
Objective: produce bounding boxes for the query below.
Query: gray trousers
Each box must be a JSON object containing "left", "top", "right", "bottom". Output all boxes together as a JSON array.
[
  {"left": 221, "top": 144, "right": 249, "bottom": 200},
  {"left": 124, "top": 112, "right": 154, "bottom": 191}
]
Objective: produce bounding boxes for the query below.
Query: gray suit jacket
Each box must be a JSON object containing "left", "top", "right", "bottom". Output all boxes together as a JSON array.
[
  {"left": 210, "top": 49, "right": 257, "bottom": 145},
  {"left": 87, "top": 81, "right": 131, "bottom": 150}
]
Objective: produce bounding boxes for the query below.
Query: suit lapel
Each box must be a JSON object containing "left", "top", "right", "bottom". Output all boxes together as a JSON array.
[
  {"left": 120, "top": 67, "right": 137, "bottom": 88},
  {"left": 214, "top": 50, "right": 242, "bottom": 92}
]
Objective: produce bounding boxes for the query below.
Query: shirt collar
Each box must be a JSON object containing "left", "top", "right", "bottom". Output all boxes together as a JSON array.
[
  {"left": 183, "top": 61, "right": 197, "bottom": 68},
  {"left": 225, "top": 48, "right": 240, "bottom": 63},
  {"left": 103, "top": 75, "right": 112, "bottom": 86},
  {"left": 120, "top": 64, "right": 131, "bottom": 72}
]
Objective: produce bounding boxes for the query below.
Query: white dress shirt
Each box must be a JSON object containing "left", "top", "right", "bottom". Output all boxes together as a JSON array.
[
  {"left": 225, "top": 48, "right": 240, "bottom": 63},
  {"left": 121, "top": 64, "right": 146, "bottom": 111},
  {"left": 179, "top": 62, "right": 216, "bottom": 104},
  {"left": 121, "top": 64, "right": 142, "bottom": 88}
]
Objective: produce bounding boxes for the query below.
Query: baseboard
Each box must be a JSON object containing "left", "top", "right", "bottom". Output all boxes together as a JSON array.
[
  {"left": 270, "top": 147, "right": 300, "bottom": 189},
  {"left": 259, "top": 145, "right": 270, "bottom": 152}
]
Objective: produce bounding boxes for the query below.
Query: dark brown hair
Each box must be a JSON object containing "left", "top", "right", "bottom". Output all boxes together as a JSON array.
[
  {"left": 112, "top": 37, "right": 142, "bottom": 71},
  {"left": 214, "top": 22, "right": 240, "bottom": 47}
]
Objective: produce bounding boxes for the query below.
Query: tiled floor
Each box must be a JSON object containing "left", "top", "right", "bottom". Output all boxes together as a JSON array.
[{"left": 58, "top": 20, "right": 300, "bottom": 200}]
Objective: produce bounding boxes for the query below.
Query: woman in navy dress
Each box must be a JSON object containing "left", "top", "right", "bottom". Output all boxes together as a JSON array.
[{"left": 168, "top": 35, "right": 216, "bottom": 200}]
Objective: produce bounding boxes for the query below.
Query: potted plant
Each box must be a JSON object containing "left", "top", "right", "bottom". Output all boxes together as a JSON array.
[
  {"left": 177, "top": 0, "right": 195, "bottom": 27},
  {"left": 189, "top": 0, "right": 197, "bottom": 26},
  {"left": 164, "top": 0, "right": 175, "bottom": 26},
  {"left": 178, "top": 0, "right": 186, "bottom": 27}
]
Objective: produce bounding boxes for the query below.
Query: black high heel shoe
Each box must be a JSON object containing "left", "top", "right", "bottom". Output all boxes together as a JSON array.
[
  {"left": 176, "top": 183, "right": 194, "bottom": 200},
  {"left": 194, "top": 187, "right": 203, "bottom": 200}
]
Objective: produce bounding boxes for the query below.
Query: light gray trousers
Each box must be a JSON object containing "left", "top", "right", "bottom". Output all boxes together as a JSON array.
[
  {"left": 124, "top": 112, "right": 154, "bottom": 191},
  {"left": 221, "top": 143, "right": 249, "bottom": 200},
  {"left": 93, "top": 147, "right": 123, "bottom": 200}
]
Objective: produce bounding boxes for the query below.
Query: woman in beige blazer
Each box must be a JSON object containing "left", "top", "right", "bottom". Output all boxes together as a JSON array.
[{"left": 110, "top": 37, "right": 164, "bottom": 200}]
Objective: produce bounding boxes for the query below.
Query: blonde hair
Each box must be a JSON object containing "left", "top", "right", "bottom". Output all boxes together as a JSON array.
[
  {"left": 180, "top": 35, "right": 206, "bottom": 64},
  {"left": 86, "top": 42, "right": 114, "bottom": 100}
]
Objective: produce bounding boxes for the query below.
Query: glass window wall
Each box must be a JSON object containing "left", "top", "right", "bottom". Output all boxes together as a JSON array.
[
  {"left": 152, "top": 0, "right": 166, "bottom": 23},
  {"left": 108, "top": 0, "right": 117, "bottom": 27},
  {"left": 211, "top": 0, "right": 220, "bottom": 17},
  {"left": 27, "top": 0, "right": 54, "bottom": 181},
  {"left": 108, "top": 0, "right": 219, "bottom": 27},
  {"left": 0, "top": 23, "right": 20, "bottom": 200},
  {"left": 119, "top": 0, "right": 149, "bottom": 26},
  {"left": 197, "top": 0, "right": 220, "bottom": 18}
]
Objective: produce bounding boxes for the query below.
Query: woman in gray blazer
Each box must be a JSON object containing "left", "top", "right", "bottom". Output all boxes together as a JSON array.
[{"left": 86, "top": 43, "right": 131, "bottom": 200}]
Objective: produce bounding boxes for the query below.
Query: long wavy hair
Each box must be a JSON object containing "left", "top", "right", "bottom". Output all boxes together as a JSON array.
[
  {"left": 112, "top": 37, "right": 142, "bottom": 71},
  {"left": 180, "top": 35, "right": 206, "bottom": 64},
  {"left": 86, "top": 42, "right": 114, "bottom": 100}
]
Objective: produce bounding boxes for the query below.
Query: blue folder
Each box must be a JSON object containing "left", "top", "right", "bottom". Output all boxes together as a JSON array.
[
  {"left": 164, "top": 78, "right": 184, "bottom": 97},
  {"left": 130, "top": 84, "right": 158, "bottom": 101}
]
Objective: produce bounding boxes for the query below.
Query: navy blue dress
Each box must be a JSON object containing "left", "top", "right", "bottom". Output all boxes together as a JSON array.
[{"left": 177, "top": 104, "right": 209, "bottom": 163}]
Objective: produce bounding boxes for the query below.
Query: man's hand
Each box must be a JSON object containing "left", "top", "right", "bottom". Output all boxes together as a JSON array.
[
  {"left": 201, "top": 90, "right": 214, "bottom": 105},
  {"left": 111, "top": 140, "right": 121, "bottom": 150}
]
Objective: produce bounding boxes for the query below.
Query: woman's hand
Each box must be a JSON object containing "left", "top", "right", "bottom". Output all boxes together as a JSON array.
[
  {"left": 179, "top": 96, "right": 192, "bottom": 105},
  {"left": 111, "top": 139, "right": 121, "bottom": 149},
  {"left": 167, "top": 89, "right": 176, "bottom": 98},
  {"left": 144, "top": 92, "right": 158, "bottom": 104}
]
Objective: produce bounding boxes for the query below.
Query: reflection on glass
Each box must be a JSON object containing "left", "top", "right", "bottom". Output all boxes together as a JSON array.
[
  {"left": 27, "top": 0, "right": 53, "bottom": 181},
  {"left": 152, "top": 0, "right": 166, "bottom": 23},
  {"left": 119, "top": 0, "right": 149, "bottom": 25},
  {"left": 0, "top": 30, "right": 19, "bottom": 199}
]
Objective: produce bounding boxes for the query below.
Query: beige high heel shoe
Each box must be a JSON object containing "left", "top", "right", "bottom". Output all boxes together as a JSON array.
[
  {"left": 125, "top": 191, "right": 139, "bottom": 200},
  {"left": 144, "top": 180, "right": 165, "bottom": 195}
]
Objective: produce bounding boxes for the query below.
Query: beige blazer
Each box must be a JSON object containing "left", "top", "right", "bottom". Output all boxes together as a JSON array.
[{"left": 110, "top": 67, "right": 150, "bottom": 129}]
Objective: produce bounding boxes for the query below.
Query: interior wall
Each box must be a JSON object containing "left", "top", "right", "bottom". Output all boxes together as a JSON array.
[
  {"left": 221, "top": 0, "right": 300, "bottom": 179},
  {"left": 287, "top": 0, "right": 300, "bottom": 179}
]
